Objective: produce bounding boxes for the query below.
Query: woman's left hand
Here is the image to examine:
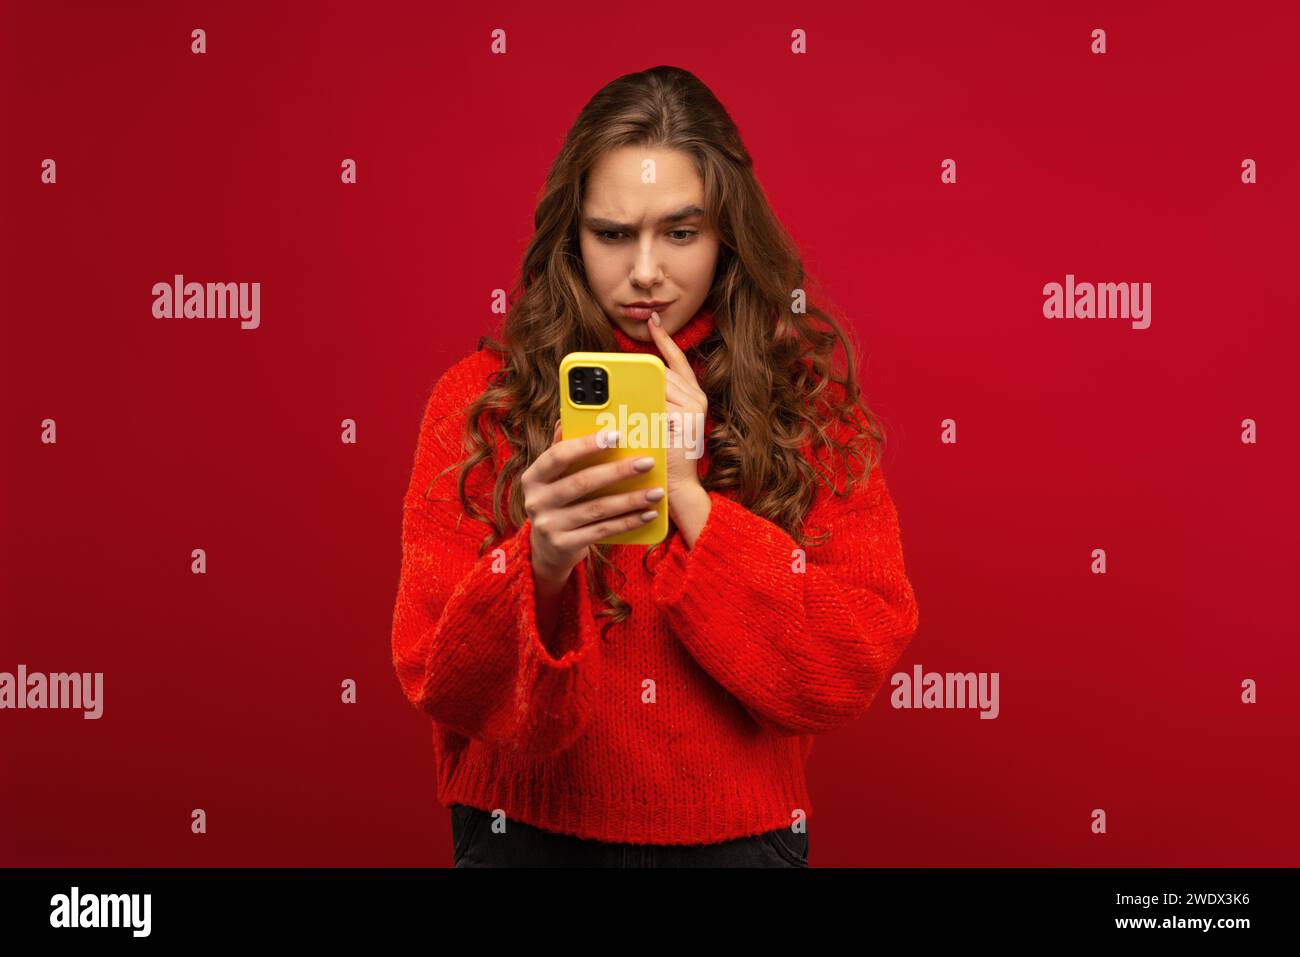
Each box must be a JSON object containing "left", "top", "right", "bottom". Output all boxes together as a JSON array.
[{"left": 646, "top": 310, "right": 708, "bottom": 516}]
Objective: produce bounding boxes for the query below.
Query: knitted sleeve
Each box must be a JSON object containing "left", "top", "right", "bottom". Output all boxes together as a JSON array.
[
  {"left": 390, "top": 354, "right": 603, "bottom": 757},
  {"left": 650, "top": 456, "right": 919, "bottom": 737}
]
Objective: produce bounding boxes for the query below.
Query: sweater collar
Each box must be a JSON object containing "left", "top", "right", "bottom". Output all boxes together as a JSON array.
[{"left": 607, "top": 304, "right": 716, "bottom": 356}]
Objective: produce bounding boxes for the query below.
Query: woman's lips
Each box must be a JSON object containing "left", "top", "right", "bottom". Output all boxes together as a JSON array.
[{"left": 622, "top": 304, "right": 669, "bottom": 321}]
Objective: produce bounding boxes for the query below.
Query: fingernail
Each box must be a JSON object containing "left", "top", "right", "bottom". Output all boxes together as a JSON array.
[
  {"left": 633, "top": 456, "right": 655, "bottom": 470},
  {"left": 600, "top": 430, "right": 621, "bottom": 448},
  {"left": 640, "top": 510, "right": 658, "bottom": 521},
  {"left": 652, "top": 311, "right": 662, "bottom": 327},
  {"left": 645, "top": 487, "right": 665, "bottom": 501}
]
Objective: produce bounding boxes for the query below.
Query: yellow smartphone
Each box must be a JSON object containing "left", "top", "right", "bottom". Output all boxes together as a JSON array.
[{"left": 559, "top": 351, "right": 668, "bottom": 546}]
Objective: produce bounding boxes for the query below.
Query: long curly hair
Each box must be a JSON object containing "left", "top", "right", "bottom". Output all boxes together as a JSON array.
[{"left": 426, "top": 65, "right": 887, "bottom": 639}]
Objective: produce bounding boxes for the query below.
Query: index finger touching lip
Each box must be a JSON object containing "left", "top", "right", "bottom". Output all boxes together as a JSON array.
[{"left": 649, "top": 311, "right": 690, "bottom": 375}]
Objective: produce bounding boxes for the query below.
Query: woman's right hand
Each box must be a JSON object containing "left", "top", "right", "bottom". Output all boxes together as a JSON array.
[{"left": 523, "top": 421, "right": 663, "bottom": 585}]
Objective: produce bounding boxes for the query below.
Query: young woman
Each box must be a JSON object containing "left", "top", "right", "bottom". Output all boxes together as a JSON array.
[{"left": 390, "top": 65, "right": 919, "bottom": 867}]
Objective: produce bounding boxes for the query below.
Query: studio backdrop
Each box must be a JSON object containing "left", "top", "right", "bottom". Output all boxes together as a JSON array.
[{"left": 2, "top": 0, "right": 1297, "bottom": 867}]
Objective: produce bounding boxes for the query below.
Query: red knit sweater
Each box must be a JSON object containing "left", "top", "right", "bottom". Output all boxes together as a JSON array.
[{"left": 390, "top": 305, "right": 920, "bottom": 845}]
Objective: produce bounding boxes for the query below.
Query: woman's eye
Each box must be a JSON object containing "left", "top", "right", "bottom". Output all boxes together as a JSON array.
[{"left": 594, "top": 229, "right": 697, "bottom": 243}]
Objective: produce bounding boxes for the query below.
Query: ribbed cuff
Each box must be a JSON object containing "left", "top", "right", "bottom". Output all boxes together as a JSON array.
[
  {"left": 651, "top": 491, "right": 800, "bottom": 624},
  {"left": 513, "top": 517, "right": 600, "bottom": 668}
]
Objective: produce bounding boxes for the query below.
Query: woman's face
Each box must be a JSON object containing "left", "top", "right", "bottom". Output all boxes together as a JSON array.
[{"left": 579, "top": 145, "right": 720, "bottom": 342}]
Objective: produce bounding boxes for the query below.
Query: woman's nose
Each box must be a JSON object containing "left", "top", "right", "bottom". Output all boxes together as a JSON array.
[{"left": 630, "top": 248, "right": 663, "bottom": 286}]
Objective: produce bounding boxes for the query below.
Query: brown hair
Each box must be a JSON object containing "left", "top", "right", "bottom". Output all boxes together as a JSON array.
[{"left": 426, "top": 65, "right": 886, "bottom": 638}]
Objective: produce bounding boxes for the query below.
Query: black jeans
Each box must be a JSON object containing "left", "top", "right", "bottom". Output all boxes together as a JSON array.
[{"left": 450, "top": 804, "right": 809, "bottom": 868}]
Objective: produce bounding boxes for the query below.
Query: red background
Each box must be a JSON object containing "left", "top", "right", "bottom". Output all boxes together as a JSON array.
[{"left": 3, "top": 0, "right": 1297, "bottom": 867}]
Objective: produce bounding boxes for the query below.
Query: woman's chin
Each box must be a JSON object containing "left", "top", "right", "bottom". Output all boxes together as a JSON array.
[{"left": 611, "top": 316, "right": 650, "bottom": 339}]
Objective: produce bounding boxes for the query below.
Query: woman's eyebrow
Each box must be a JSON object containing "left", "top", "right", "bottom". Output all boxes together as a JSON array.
[{"left": 583, "top": 205, "right": 705, "bottom": 231}]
